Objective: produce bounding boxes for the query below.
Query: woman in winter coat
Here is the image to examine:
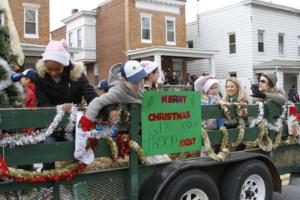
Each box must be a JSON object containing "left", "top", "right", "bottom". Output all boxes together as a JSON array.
[
  {"left": 35, "top": 40, "right": 97, "bottom": 110},
  {"left": 251, "top": 72, "right": 286, "bottom": 106}
]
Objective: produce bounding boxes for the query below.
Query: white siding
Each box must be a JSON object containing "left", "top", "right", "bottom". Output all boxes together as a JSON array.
[
  {"left": 187, "top": 5, "right": 254, "bottom": 80},
  {"left": 251, "top": 5, "right": 300, "bottom": 64}
]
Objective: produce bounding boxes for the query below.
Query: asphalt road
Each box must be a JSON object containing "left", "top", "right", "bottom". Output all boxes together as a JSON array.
[{"left": 273, "top": 185, "right": 300, "bottom": 200}]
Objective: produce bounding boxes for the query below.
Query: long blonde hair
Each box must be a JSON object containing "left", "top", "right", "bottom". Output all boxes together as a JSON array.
[{"left": 223, "top": 77, "right": 248, "bottom": 103}]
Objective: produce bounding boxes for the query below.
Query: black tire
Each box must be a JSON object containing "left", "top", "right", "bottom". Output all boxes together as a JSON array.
[
  {"left": 221, "top": 159, "right": 273, "bottom": 200},
  {"left": 160, "top": 170, "right": 220, "bottom": 200}
]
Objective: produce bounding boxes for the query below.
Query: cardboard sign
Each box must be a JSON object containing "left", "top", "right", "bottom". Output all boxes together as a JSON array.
[{"left": 142, "top": 91, "right": 202, "bottom": 156}]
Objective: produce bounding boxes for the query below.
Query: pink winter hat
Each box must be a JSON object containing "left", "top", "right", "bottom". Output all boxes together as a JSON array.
[
  {"left": 140, "top": 60, "right": 158, "bottom": 74},
  {"left": 42, "top": 40, "right": 70, "bottom": 66},
  {"left": 194, "top": 75, "right": 219, "bottom": 93}
]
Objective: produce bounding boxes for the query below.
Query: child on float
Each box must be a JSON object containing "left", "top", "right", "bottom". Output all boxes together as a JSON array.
[
  {"left": 97, "top": 80, "right": 109, "bottom": 96},
  {"left": 140, "top": 61, "right": 159, "bottom": 91},
  {"left": 194, "top": 75, "right": 223, "bottom": 129},
  {"left": 79, "top": 60, "right": 147, "bottom": 130},
  {"left": 11, "top": 69, "right": 37, "bottom": 108}
]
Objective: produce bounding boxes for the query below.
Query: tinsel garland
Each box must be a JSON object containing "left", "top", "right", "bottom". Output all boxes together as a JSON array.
[
  {"left": 202, "top": 127, "right": 229, "bottom": 161},
  {"left": 0, "top": 105, "right": 76, "bottom": 147},
  {"left": 117, "top": 134, "right": 130, "bottom": 159},
  {"left": 231, "top": 126, "right": 245, "bottom": 148},
  {"left": 129, "top": 140, "right": 149, "bottom": 165},
  {"left": 257, "top": 122, "right": 273, "bottom": 152},
  {"left": 0, "top": 155, "right": 86, "bottom": 182}
]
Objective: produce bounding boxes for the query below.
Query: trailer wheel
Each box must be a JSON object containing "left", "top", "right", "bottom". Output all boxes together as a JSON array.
[
  {"left": 160, "top": 170, "right": 220, "bottom": 200},
  {"left": 221, "top": 159, "right": 273, "bottom": 200}
]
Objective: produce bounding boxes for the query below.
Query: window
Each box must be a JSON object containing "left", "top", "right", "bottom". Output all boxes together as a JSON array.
[
  {"left": 24, "top": 6, "right": 39, "bottom": 38},
  {"left": 229, "top": 72, "right": 237, "bottom": 77},
  {"left": 278, "top": 33, "right": 284, "bottom": 55},
  {"left": 141, "top": 14, "right": 151, "bottom": 43},
  {"left": 229, "top": 33, "right": 236, "bottom": 54},
  {"left": 77, "top": 29, "right": 82, "bottom": 48},
  {"left": 298, "top": 36, "right": 300, "bottom": 56},
  {"left": 94, "top": 64, "right": 99, "bottom": 85},
  {"left": 258, "top": 30, "right": 264, "bottom": 53},
  {"left": 166, "top": 17, "right": 176, "bottom": 45},
  {"left": 68, "top": 32, "right": 73, "bottom": 47},
  {"left": 187, "top": 40, "right": 193, "bottom": 48}
]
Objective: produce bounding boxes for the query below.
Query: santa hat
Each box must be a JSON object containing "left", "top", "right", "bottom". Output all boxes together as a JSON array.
[
  {"left": 194, "top": 75, "right": 219, "bottom": 93},
  {"left": 42, "top": 40, "right": 70, "bottom": 66}
]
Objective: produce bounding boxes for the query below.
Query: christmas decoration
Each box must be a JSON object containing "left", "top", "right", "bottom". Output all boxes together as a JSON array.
[{"left": 0, "top": 105, "right": 76, "bottom": 148}]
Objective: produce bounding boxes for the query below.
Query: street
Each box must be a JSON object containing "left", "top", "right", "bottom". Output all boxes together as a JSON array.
[{"left": 273, "top": 185, "right": 300, "bottom": 200}]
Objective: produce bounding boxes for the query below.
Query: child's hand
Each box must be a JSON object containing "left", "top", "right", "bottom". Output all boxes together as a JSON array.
[{"left": 109, "top": 110, "right": 120, "bottom": 121}]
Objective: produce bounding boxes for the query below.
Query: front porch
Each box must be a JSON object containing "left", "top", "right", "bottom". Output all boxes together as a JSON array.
[{"left": 125, "top": 46, "right": 218, "bottom": 84}]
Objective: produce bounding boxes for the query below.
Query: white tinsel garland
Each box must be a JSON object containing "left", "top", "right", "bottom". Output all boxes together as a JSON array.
[{"left": 0, "top": 105, "right": 77, "bottom": 148}]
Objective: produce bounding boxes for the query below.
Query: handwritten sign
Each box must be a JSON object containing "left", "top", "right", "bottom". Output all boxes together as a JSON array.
[{"left": 142, "top": 91, "right": 202, "bottom": 156}]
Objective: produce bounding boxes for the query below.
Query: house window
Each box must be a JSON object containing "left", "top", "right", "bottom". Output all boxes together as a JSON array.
[
  {"left": 258, "top": 30, "right": 264, "bottom": 53},
  {"left": 24, "top": 6, "right": 39, "bottom": 38},
  {"left": 166, "top": 17, "right": 176, "bottom": 45},
  {"left": 229, "top": 33, "right": 236, "bottom": 54},
  {"left": 68, "top": 32, "right": 73, "bottom": 47},
  {"left": 77, "top": 29, "right": 82, "bottom": 48},
  {"left": 229, "top": 72, "right": 237, "bottom": 77},
  {"left": 94, "top": 64, "right": 99, "bottom": 85},
  {"left": 297, "top": 36, "right": 300, "bottom": 56},
  {"left": 278, "top": 33, "right": 284, "bottom": 55},
  {"left": 141, "top": 14, "right": 151, "bottom": 43},
  {"left": 187, "top": 40, "right": 193, "bottom": 48}
]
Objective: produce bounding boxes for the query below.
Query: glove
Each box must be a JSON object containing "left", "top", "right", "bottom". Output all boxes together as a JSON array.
[
  {"left": 251, "top": 84, "right": 266, "bottom": 98},
  {"left": 109, "top": 127, "right": 118, "bottom": 137},
  {"left": 79, "top": 115, "right": 94, "bottom": 131}
]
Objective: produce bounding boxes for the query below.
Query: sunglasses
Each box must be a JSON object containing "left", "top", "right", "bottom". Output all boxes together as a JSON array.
[{"left": 259, "top": 79, "right": 267, "bottom": 84}]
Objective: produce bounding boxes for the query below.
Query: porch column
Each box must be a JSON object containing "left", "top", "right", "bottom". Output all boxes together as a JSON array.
[
  {"left": 276, "top": 70, "right": 284, "bottom": 90},
  {"left": 209, "top": 58, "right": 216, "bottom": 76},
  {"left": 154, "top": 54, "right": 163, "bottom": 83},
  {"left": 297, "top": 72, "right": 300, "bottom": 95}
]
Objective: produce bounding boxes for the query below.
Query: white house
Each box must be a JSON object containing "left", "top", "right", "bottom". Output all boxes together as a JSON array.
[{"left": 186, "top": 0, "right": 300, "bottom": 95}]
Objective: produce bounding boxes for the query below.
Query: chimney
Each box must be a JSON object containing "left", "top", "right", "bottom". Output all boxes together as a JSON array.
[{"left": 71, "top": 9, "right": 78, "bottom": 14}]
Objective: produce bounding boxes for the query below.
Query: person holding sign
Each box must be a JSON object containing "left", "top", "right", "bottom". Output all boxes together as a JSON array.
[
  {"left": 140, "top": 61, "right": 159, "bottom": 91},
  {"left": 79, "top": 60, "right": 147, "bottom": 131}
]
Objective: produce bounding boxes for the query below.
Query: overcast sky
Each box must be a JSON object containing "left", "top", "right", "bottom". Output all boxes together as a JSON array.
[{"left": 50, "top": 0, "right": 300, "bottom": 31}]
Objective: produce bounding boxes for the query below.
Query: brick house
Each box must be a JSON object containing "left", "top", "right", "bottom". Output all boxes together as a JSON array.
[
  {"left": 7, "top": 0, "right": 50, "bottom": 68},
  {"left": 54, "top": 0, "right": 217, "bottom": 85},
  {"left": 51, "top": 25, "right": 66, "bottom": 41}
]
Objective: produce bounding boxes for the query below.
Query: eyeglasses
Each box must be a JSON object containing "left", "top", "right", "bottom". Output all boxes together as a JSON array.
[{"left": 259, "top": 79, "right": 267, "bottom": 84}]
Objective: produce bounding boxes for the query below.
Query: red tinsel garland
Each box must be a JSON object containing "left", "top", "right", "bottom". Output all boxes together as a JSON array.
[
  {"left": 117, "top": 133, "right": 130, "bottom": 159},
  {"left": 0, "top": 155, "right": 87, "bottom": 183}
]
